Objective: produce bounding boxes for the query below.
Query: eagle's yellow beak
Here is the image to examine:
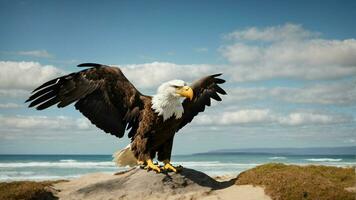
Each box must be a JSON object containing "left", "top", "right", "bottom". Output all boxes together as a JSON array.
[{"left": 176, "top": 86, "right": 194, "bottom": 100}]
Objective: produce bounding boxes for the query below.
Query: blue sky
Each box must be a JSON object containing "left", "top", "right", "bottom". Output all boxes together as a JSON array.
[{"left": 0, "top": 0, "right": 355, "bottom": 154}]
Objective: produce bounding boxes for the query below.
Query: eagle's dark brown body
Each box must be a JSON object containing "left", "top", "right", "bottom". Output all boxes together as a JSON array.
[
  {"left": 26, "top": 63, "right": 226, "bottom": 165},
  {"left": 131, "top": 97, "right": 183, "bottom": 162}
]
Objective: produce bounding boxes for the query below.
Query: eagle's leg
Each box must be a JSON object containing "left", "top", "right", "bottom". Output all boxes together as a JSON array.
[
  {"left": 163, "top": 159, "right": 177, "bottom": 172},
  {"left": 157, "top": 137, "right": 181, "bottom": 173},
  {"left": 145, "top": 159, "right": 161, "bottom": 173}
]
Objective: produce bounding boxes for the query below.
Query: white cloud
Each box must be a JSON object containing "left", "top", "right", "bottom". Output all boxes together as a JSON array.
[
  {"left": 0, "top": 103, "right": 23, "bottom": 109},
  {"left": 0, "top": 115, "right": 92, "bottom": 130},
  {"left": 225, "top": 87, "right": 267, "bottom": 102},
  {"left": 344, "top": 138, "right": 356, "bottom": 144},
  {"left": 0, "top": 61, "right": 65, "bottom": 90},
  {"left": 220, "top": 24, "right": 356, "bottom": 81},
  {"left": 76, "top": 118, "right": 92, "bottom": 130},
  {"left": 194, "top": 47, "right": 209, "bottom": 52},
  {"left": 226, "top": 23, "right": 318, "bottom": 42},
  {"left": 0, "top": 89, "right": 29, "bottom": 98},
  {"left": 273, "top": 81, "right": 356, "bottom": 105},
  {"left": 195, "top": 109, "right": 272, "bottom": 125},
  {"left": 194, "top": 109, "right": 353, "bottom": 126},
  {"left": 277, "top": 112, "right": 351, "bottom": 126},
  {"left": 227, "top": 80, "right": 356, "bottom": 105},
  {"left": 16, "top": 50, "right": 54, "bottom": 58},
  {"left": 119, "top": 62, "right": 217, "bottom": 89}
]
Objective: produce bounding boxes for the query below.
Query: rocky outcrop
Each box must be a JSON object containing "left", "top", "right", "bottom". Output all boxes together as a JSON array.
[{"left": 54, "top": 167, "right": 270, "bottom": 200}]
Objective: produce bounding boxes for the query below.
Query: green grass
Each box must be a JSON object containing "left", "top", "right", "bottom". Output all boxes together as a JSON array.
[
  {"left": 236, "top": 163, "right": 355, "bottom": 200},
  {"left": 0, "top": 180, "right": 65, "bottom": 200}
]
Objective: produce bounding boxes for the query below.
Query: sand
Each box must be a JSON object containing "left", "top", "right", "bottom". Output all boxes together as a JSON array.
[
  {"left": 3, "top": 164, "right": 353, "bottom": 200},
  {"left": 53, "top": 167, "right": 271, "bottom": 200}
]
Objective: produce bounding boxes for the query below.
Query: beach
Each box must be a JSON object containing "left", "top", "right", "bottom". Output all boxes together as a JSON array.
[
  {"left": 0, "top": 154, "right": 355, "bottom": 200},
  {"left": 1, "top": 164, "right": 355, "bottom": 200}
]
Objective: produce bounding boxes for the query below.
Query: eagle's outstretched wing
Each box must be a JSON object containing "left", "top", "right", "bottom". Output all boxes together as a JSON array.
[
  {"left": 178, "top": 74, "right": 226, "bottom": 130},
  {"left": 26, "top": 63, "right": 143, "bottom": 138}
]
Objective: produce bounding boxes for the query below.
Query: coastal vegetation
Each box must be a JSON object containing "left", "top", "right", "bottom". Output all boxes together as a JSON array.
[
  {"left": 236, "top": 163, "right": 355, "bottom": 200},
  {"left": 0, "top": 180, "right": 64, "bottom": 200}
]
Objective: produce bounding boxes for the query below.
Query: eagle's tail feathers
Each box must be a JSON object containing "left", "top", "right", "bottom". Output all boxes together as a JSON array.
[{"left": 112, "top": 144, "right": 138, "bottom": 167}]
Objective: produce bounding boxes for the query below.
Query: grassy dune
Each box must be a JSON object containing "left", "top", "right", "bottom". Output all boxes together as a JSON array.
[
  {"left": 236, "top": 163, "right": 355, "bottom": 200},
  {"left": 0, "top": 180, "right": 65, "bottom": 200}
]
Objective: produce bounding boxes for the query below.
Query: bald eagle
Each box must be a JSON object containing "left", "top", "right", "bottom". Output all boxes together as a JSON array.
[{"left": 26, "top": 63, "right": 226, "bottom": 172}]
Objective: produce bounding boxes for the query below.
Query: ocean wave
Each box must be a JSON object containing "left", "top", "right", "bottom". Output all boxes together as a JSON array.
[
  {"left": 268, "top": 157, "right": 287, "bottom": 160},
  {"left": 59, "top": 159, "right": 77, "bottom": 162},
  {"left": 305, "top": 158, "right": 342, "bottom": 162},
  {"left": 0, "top": 160, "right": 261, "bottom": 170},
  {"left": 1, "top": 171, "right": 35, "bottom": 175},
  {"left": 0, "top": 171, "right": 123, "bottom": 181},
  {"left": 174, "top": 161, "right": 261, "bottom": 168},
  {"left": 0, "top": 161, "right": 118, "bottom": 168},
  {"left": 0, "top": 174, "right": 82, "bottom": 181}
]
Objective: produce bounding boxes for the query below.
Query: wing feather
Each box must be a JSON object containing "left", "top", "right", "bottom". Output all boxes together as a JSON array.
[
  {"left": 26, "top": 63, "right": 143, "bottom": 138},
  {"left": 25, "top": 84, "right": 57, "bottom": 102},
  {"left": 28, "top": 90, "right": 58, "bottom": 108},
  {"left": 36, "top": 97, "right": 60, "bottom": 110},
  {"left": 178, "top": 74, "right": 226, "bottom": 130}
]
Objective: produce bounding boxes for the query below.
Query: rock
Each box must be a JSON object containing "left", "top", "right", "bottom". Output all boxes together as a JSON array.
[{"left": 54, "top": 167, "right": 236, "bottom": 200}]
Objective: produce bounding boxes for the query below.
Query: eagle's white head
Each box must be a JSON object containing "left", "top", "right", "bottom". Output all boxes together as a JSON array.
[{"left": 152, "top": 80, "right": 194, "bottom": 121}]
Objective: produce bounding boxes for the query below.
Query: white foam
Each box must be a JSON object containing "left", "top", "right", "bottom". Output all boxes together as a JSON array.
[
  {"left": 0, "top": 174, "right": 82, "bottom": 181},
  {"left": 59, "top": 159, "right": 77, "bottom": 162},
  {"left": 0, "top": 161, "right": 117, "bottom": 168},
  {"left": 1, "top": 171, "right": 35, "bottom": 175},
  {"left": 173, "top": 161, "right": 260, "bottom": 168},
  {"left": 268, "top": 157, "right": 287, "bottom": 160},
  {"left": 305, "top": 158, "right": 342, "bottom": 162}
]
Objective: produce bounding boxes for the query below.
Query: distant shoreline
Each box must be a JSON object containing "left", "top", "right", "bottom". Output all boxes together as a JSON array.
[
  {"left": 194, "top": 145, "right": 356, "bottom": 156},
  {"left": 192, "top": 152, "right": 356, "bottom": 156}
]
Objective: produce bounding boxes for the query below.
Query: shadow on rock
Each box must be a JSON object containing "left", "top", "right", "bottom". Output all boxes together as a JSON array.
[{"left": 165, "top": 167, "right": 236, "bottom": 190}]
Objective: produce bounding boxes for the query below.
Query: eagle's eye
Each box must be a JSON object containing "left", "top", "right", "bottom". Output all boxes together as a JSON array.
[{"left": 171, "top": 85, "right": 181, "bottom": 89}]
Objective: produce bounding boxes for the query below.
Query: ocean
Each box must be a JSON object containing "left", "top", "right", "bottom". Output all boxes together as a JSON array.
[{"left": 0, "top": 153, "right": 355, "bottom": 182}]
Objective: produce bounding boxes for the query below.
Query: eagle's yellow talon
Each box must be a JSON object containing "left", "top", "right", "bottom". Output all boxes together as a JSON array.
[
  {"left": 163, "top": 160, "right": 178, "bottom": 173},
  {"left": 163, "top": 163, "right": 177, "bottom": 172},
  {"left": 145, "top": 159, "right": 161, "bottom": 173}
]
